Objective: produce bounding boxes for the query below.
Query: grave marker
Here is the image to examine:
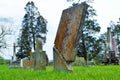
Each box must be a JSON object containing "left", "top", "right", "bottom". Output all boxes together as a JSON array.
[{"left": 53, "top": 2, "right": 88, "bottom": 71}]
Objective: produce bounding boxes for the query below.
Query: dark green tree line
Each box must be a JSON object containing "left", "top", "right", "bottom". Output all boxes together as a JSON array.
[
  {"left": 76, "top": 4, "right": 101, "bottom": 63},
  {"left": 0, "top": 26, "right": 10, "bottom": 48}
]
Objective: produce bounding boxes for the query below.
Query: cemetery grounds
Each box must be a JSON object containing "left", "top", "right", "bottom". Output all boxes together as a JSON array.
[{"left": 0, "top": 65, "right": 120, "bottom": 80}]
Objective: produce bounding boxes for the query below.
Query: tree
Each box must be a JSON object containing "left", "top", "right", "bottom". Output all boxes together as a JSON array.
[
  {"left": 16, "top": 1, "right": 47, "bottom": 59},
  {"left": 0, "top": 24, "right": 11, "bottom": 49},
  {"left": 76, "top": 4, "right": 101, "bottom": 63},
  {"left": 67, "top": 0, "right": 94, "bottom": 5},
  {"left": 24, "top": 1, "right": 47, "bottom": 50},
  {"left": 93, "top": 33, "right": 107, "bottom": 63},
  {"left": 16, "top": 23, "right": 32, "bottom": 59}
]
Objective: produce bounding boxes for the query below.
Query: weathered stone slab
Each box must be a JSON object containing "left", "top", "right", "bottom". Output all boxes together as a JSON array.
[
  {"left": 54, "top": 2, "right": 88, "bottom": 61},
  {"left": 54, "top": 2, "right": 88, "bottom": 71},
  {"left": 34, "top": 51, "right": 47, "bottom": 70},
  {"left": 34, "top": 38, "right": 48, "bottom": 70}
]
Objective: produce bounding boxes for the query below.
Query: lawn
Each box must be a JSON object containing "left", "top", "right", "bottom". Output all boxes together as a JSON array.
[{"left": 0, "top": 65, "right": 120, "bottom": 80}]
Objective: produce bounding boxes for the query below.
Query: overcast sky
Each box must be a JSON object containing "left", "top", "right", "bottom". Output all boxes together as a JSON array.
[{"left": 0, "top": 0, "right": 120, "bottom": 60}]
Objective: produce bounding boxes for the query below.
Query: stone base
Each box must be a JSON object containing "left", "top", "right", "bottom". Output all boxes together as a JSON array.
[
  {"left": 34, "top": 51, "right": 47, "bottom": 70},
  {"left": 53, "top": 46, "right": 73, "bottom": 71}
]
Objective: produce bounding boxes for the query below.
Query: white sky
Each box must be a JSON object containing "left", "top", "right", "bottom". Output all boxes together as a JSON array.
[{"left": 0, "top": 0, "right": 120, "bottom": 60}]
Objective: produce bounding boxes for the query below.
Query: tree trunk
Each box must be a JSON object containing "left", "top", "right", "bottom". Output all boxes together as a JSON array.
[
  {"left": 81, "top": 30, "right": 87, "bottom": 65},
  {"left": 33, "top": 33, "right": 35, "bottom": 51}
]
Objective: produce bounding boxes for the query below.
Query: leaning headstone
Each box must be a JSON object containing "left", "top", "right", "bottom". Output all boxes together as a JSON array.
[
  {"left": 53, "top": 2, "right": 88, "bottom": 71},
  {"left": 34, "top": 38, "right": 48, "bottom": 70}
]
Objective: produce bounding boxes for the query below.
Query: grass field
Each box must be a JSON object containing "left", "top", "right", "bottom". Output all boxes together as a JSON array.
[{"left": 0, "top": 65, "right": 120, "bottom": 80}]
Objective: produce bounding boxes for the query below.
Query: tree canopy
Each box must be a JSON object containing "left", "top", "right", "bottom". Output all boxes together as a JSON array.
[
  {"left": 76, "top": 3, "right": 101, "bottom": 63},
  {"left": 16, "top": 1, "right": 47, "bottom": 59}
]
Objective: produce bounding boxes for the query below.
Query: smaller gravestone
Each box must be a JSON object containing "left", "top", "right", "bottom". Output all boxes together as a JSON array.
[
  {"left": 20, "top": 59, "right": 24, "bottom": 68},
  {"left": 34, "top": 38, "right": 48, "bottom": 70},
  {"left": 20, "top": 52, "right": 34, "bottom": 68}
]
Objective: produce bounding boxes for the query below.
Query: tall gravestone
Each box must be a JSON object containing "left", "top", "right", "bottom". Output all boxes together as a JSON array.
[
  {"left": 53, "top": 2, "right": 88, "bottom": 71},
  {"left": 34, "top": 38, "right": 48, "bottom": 70}
]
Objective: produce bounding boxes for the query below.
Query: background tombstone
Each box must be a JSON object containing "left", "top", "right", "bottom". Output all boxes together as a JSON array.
[
  {"left": 20, "top": 52, "right": 34, "bottom": 68},
  {"left": 53, "top": 2, "right": 88, "bottom": 71},
  {"left": 34, "top": 38, "right": 48, "bottom": 70}
]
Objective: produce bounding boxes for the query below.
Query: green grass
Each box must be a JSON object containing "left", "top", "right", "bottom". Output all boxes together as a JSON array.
[{"left": 0, "top": 65, "right": 120, "bottom": 80}]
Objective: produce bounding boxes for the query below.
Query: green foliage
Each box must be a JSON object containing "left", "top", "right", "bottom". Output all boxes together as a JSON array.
[
  {"left": 0, "top": 58, "right": 9, "bottom": 64},
  {"left": 16, "top": 1, "right": 47, "bottom": 59},
  {"left": 0, "top": 65, "right": 120, "bottom": 80},
  {"left": 0, "top": 57, "right": 4, "bottom": 64},
  {"left": 0, "top": 25, "right": 12, "bottom": 48},
  {"left": 16, "top": 24, "right": 32, "bottom": 59},
  {"left": 67, "top": 0, "right": 94, "bottom": 5},
  {"left": 77, "top": 4, "right": 101, "bottom": 61}
]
